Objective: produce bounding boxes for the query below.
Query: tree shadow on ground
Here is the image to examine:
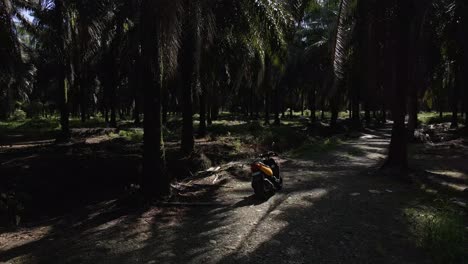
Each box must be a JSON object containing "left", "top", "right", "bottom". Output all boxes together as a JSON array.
[{"left": 0, "top": 124, "right": 454, "bottom": 264}]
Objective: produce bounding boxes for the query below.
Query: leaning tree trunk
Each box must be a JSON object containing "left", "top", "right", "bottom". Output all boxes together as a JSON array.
[
  {"left": 383, "top": 0, "right": 410, "bottom": 178},
  {"left": 140, "top": 0, "right": 169, "bottom": 198}
]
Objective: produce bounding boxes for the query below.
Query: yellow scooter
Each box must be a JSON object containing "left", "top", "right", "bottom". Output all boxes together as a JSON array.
[{"left": 250, "top": 152, "right": 282, "bottom": 199}]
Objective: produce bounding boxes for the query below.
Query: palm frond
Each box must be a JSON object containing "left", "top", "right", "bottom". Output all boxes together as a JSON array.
[{"left": 330, "top": 0, "right": 351, "bottom": 83}]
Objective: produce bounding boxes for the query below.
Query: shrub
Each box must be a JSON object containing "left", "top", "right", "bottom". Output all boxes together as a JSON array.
[
  {"left": 9, "top": 109, "right": 27, "bottom": 121},
  {"left": 405, "top": 204, "right": 467, "bottom": 264},
  {"left": 25, "top": 101, "right": 44, "bottom": 118}
]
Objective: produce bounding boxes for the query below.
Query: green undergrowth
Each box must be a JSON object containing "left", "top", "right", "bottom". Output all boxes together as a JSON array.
[
  {"left": 69, "top": 117, "right": 106, "bottom": 128},
  {"left": 288, "top": 137, "right": 343, "bottom": 159},
  {"left": 0, "top": 116, "right": 109, "bottom": 136},
  {"left": 109, "top": 129, "right": 144, "bottom": 142},
  {"left": 404, "top": 200, "right": 467, "bottom": 264},
  {"left": 207, "top": 120, "right": 308, "bottom": 151},
  {"left": 0, "top": 117, "right": 60, "bottom": 136},
  {"left": 418, "top": 112, "right": 464, "bottom": 125}
]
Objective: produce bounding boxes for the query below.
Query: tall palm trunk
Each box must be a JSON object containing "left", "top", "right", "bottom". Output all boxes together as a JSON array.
[
  {"left": 264, "top": 92, "right": 270, "bottom": 125},
  {"left": 141, "top": 0, "right": 169, "bottom": 198},
  {"left": 161, "top": 81, "right": 169, "bottom": 124},
  {"left": 79, "top": 67, "right": 88, "bottom": 123},
  {"left": 180, "top": 1, "right": 200, "bottom": 154},
  {"left": 309, "top": 85, "right": 317, "bottom": 123},
  {"left": 384, "top": 0, "right": 411, "bottom": 177},
  {"left": 364, "top": 103, "right": 371, "bottom": 125},
  {"left": 451, "top": 63, "right": 462, "bottom": 128},
  {"left": 351, "top": 82, "right": 360, "bottom": 127},
  {"left": 330, "top": 93, "right": 340, "bottom": 128},
  {"left": 207, "top": 87, "right": 212, "bottom": 125},
  {"left": 199, "top": 87, "right": 207, "bottom": 137},
  {"left": 274, "top": 87, "right": 280, "bottom": 125},
  {"left": 0, "top": 0, "right": 19, "bottom": 120},
  {"left": 407, "top": 2, "right": 430, "bottom": 138},
  {"left": 407, "top": 88, "right": 418, "bottom": 137},
  {"left": 109, "top": 74, "right": 117, "bottom": 127},
  {"left": 55, "top": 0, "right": 70, "bottom": 140}
]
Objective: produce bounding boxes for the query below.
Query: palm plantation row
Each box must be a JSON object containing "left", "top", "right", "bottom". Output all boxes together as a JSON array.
[{"left": 1, "top": 0, "right": 468, "bottom": 198}]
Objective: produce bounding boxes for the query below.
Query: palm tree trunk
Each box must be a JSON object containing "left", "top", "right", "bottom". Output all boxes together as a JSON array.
[
  {"left": 141, "top": 0, "right": 169, "bottom": 198},
  {"left": 58, "top": 71, "right": 70, "bottom": 140},
  {"left": 110, "top": 86, "right": 117, "bottom": 127},
  {"left": 55, "top": 0, "right": 70, "bottom": 141},
  {"left": 451, "top": 63, "right": 462, "bottom": 128},
  {"left": 381, "top": 106, "right": 387, "bottom": 123},
  {"left": 384, "top": 0, "right": 410, "bottom": 177},
  {"left": 301, "top": 91, "right": 304, "bottom": 116},
  {"left": 160, "top": 80, "right": 169, "bottom": 124},
  {"left": 79, "top": 67, "right": 88, "bottom": 123},
  {"left": 199, "top": 87, "right": 207, "bottom": 136},
  {"left": 330, "top": 94, "right": 339, "bottom": 128},
  {"left": 309, "top": 85, "right": 317, "bottom": 123},
  {"left": 264, "top": 92, "right": 270, "bottom": 125},
  {"left": 352, "top": 85, "right": 360, "bottom": 127},
  {"left": 131, "top": 55, "right": 141, "bottom": 126},
  {"left": 407, "top": 88, "right": 418, "bottom": 138},
  {"left": 274, "top": 87, "right": 280, "bottom": 125},
  {"left": 207, "top": 89, "right": 212, "bottom": 125},
  {"left": 180, "top": 3, "right": 198, "bottom": 154},
  {"left": 364, "top": 103, "right": 371, "bottom": 125}
]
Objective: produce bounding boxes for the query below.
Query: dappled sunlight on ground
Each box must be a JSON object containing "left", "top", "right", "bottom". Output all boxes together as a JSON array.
[
  {"left": 0, "top": 125, "right": 457, "bottom": 263},
  {"left": 426, "top": 170, "right": 467, "bottom": 180},
  {"left": 0, "top": 225, "right": 52, "bottom": 252}
]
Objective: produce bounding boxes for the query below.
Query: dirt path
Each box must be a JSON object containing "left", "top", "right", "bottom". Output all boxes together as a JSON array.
[{"left": 0, "top": 127, "right": 432, "bottom": 264}]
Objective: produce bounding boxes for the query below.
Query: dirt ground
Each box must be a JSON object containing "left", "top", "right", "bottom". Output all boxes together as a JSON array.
[{"left": 0, "top": 125, "right": 467, "bottom": 264}]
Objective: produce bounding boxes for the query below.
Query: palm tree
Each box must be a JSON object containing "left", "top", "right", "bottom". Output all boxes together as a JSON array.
[
  {"left": 383, "top": 0, "right": 412, "bottom": 177},
  {"left": 140, "top": 0, "right": 180, "bottom": 198},
  {"left": 0, "top": 0, "right": 24, "bottom": 120},
  {"left": 53, "top": 0, "right": 71, "bottom": 140},
  {"left": 179, "top": 0, "right": 200, "bottom": 155}
]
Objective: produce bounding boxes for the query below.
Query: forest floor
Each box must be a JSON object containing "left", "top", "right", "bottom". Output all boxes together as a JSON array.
[{"left": 0, "top": 118, "right": 467, "bottom": 264}]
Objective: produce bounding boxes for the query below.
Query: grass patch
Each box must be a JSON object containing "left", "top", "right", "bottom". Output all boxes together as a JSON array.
[
  {"left": 404, "top": 201, "right": 467, "bottom": 264},
  {"left": 418, "top": 112, "right": 464, "bottom": 125},
  {"left": 0, "top": 117, "right": 60, "bottom": 136},
  {"left": 109, "top": 129, "right": 144, "bottom": 142},
  {"left": 347, "top": 147, "right": 366, "bottom": 157},
  {"left": 206, "top": 120, "right": 309, "bottom": 151},
  {"left": 69, "top": 117, "right": 106, "bottom": 128},
  {"left": 288, "top": 137, "right": 343, "bottom": 159}
]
